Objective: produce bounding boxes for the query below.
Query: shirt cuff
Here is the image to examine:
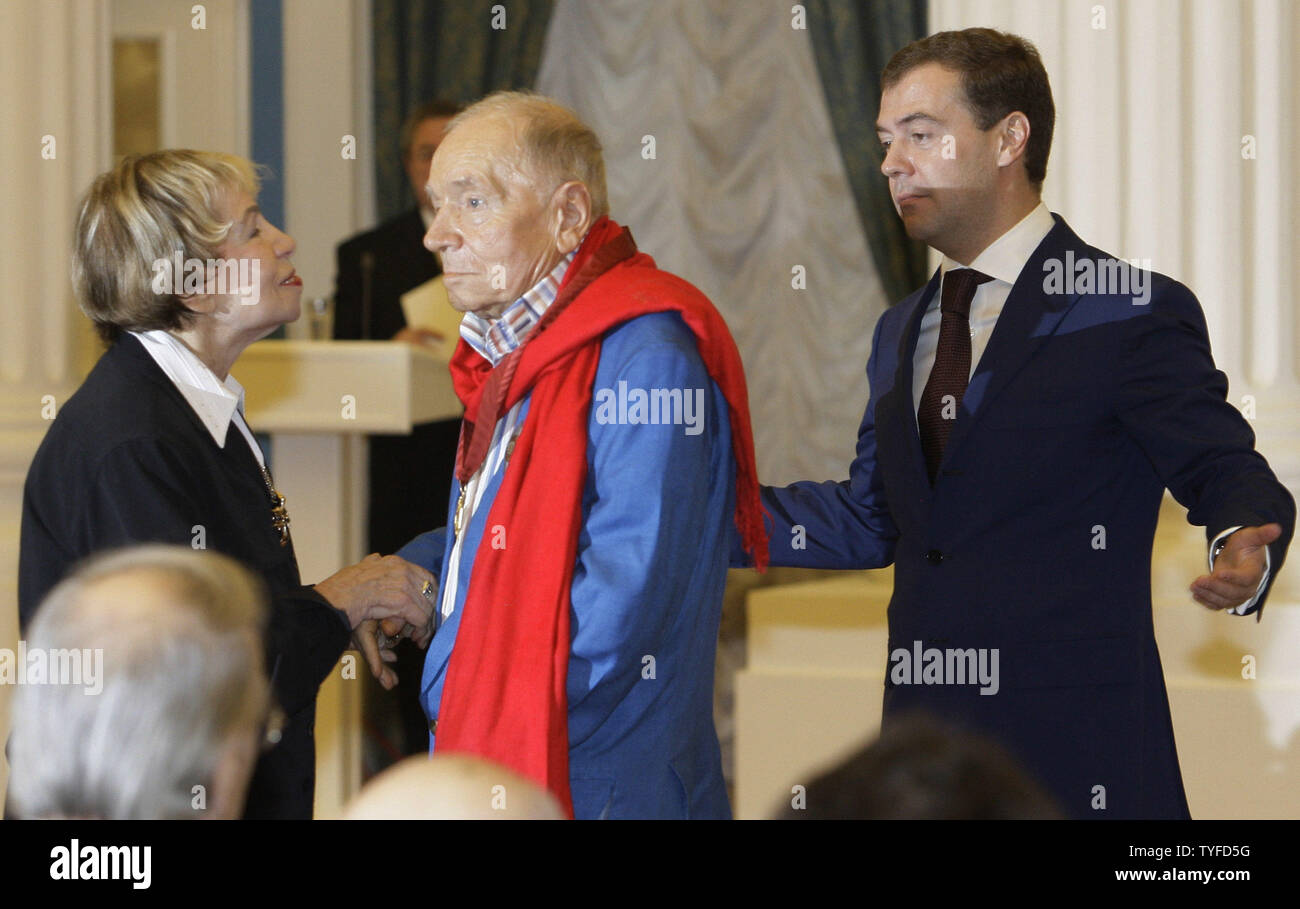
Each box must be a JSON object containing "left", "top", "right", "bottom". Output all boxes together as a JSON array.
[{"left": 1209, "top": 526, "right": 1271, "bottom": 615}]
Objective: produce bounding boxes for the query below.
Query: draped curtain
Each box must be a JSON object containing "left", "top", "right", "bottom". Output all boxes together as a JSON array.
[
  {"left": 805, "top": 0, "right": 929, "bottom": 304},
  {"left": 371, "top": 0, "right": 555, "bottom": 220},
  {"left": 369, "top": 0, "right": 928, "bottom": 481},
  {"left": 537, "top": 0, "right": 924, "bottom": 484}
]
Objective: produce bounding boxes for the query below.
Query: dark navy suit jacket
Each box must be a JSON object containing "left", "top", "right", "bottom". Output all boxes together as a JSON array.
[{"left": 756, "top": 215, "right": 1294, "bottom": 818}]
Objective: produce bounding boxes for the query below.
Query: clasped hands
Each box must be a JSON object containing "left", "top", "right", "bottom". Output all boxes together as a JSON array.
[
  {"left": 314, "top": 553, "right": 439, "bottom": 689},
  {"left": 1190, "top": 523, "right": 1282, "bottom": 612}
]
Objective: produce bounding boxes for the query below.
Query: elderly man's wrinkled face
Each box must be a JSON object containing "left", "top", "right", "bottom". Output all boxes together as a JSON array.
[{"left": 423, "top": 115, "right": 564, "bottom": 318}]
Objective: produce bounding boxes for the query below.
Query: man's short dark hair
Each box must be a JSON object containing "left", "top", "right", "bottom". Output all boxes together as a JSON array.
[
  {"left": 778, "top": 713, "right": 1063, "bottom": 819},
  {"left": 399, "top": 99, "right": 464, "bottom": 160},
  {"left": 882, "top": 28, "right": 1055, "bottom": 188}
]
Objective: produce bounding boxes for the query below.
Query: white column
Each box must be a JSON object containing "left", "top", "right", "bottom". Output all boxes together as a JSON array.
[
  {"left": 0, "top": 0, "right": 112, "bottom": 803},
  {"left": 1188, "top": 0, "right": 1244, "bottom": 377},
  {"left": 1248, "top": 0, "right": 1287, "bottom": 390},
  {"left": 1244, "top": 0, "right": 1300, "bottom": 490},
  {"left": 282, "top": 0, "right": 375, "bottom": 332},
  {"left": 929, "top": 0, "right": 1300, "bottom": 485},
  {"left": 269, "top": 432, "right": 364, "bottom": 818},
  {"left": 1121, "top": 0, "right": 1185, "bottom": 286}
]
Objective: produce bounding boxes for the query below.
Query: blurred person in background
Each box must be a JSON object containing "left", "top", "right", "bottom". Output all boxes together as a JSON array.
[{"left": 777, "top": 714, "right": 1063, "bottom": 820}]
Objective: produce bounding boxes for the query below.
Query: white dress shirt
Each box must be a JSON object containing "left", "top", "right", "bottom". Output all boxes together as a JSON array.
[
  {"left": 909, "top": 202, "right": 1266, "bottom": 614},
  {"left": 130, "top": 329, "right": 265, "bottom": 468}
]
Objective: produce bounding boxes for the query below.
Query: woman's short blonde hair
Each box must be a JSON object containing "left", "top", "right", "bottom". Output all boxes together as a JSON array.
[{"left": 72, "top": 150, "right": 263, "bottom": 343}]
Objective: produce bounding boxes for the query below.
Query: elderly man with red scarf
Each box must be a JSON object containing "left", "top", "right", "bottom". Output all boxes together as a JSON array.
[{"left": 392, "top": 91, "right": 768, "bottom": 819}]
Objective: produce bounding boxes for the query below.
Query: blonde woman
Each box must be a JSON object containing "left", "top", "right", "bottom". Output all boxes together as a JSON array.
[{"left": 18, "top": 150, "right": 437, "bottom": 819}]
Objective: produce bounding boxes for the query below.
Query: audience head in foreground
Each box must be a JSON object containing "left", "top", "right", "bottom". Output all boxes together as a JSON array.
[
  {"left": 8, "top": 545, "right": 271, "bottom": 820},
  {"left": 343, "top": 754, "right": 566, "bottom": 820},
  {"left": 779, "top": 714, "right": 1063, "bottom": 819},
  {"left": 401, "top": 98, "right": 463, "bottom": 211}
]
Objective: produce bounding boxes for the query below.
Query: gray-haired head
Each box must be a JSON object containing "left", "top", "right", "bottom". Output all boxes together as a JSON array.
[
  {"left": 7, "top": 545, "right": 270, "bottom": 820},
  {"left": 446, "top": 90, "right": 610, "bottom": 219},
  {"left": 343, "top": 754, "right": 567, "bottom": 820}
]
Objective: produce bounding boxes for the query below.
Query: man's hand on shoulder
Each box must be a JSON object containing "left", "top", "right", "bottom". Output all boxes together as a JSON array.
[{"left": 1191, "top": 523, "right": 1282, "bottom": 611}]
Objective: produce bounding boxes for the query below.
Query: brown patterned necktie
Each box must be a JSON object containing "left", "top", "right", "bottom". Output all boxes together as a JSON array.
[{"left": 918, "top": 268, "right": 994, "bottom": 483}]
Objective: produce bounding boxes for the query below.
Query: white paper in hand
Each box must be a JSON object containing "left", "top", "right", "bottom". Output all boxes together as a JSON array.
[{"left": 400, "top": 276, "right": 464, "bottom": 358}]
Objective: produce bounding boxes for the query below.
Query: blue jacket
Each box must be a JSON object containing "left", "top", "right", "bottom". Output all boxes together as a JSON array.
[
  {"left": 400, "top": 311, "right": 735, "bottom": 819},
  {"left": 751, "top": 216, "right": 1294, "bottom": 818}
]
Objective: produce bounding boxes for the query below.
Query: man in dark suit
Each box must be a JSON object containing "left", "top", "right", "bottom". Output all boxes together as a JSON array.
[
  {"left": 334, "top": 100, "right": 462, "bottom": 761},
  {"left": 334, "top": 99, "right": 462, "bottom": 555},
  {"left": 750, "top": 28, "right": 1294, "bottom": 818}
]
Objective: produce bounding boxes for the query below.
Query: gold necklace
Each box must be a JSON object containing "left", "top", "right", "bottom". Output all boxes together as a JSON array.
[
  {"left": 453, "top": 488, "right": 466, "bottom": 539},
  {"left": 452, "top": 433, "right": 518, "bottom": 540}
]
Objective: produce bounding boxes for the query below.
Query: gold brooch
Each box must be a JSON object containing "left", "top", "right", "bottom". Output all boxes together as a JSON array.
[{"left": 259, "top": 465, "right": 291, "bottom": 546}]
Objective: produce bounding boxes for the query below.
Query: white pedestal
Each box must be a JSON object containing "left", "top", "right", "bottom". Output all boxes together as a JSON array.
[{"left": 239, "top": 340, "right": 461, "bottom": 818}]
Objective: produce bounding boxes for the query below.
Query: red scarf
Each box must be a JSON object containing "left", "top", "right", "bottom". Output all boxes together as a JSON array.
[{"left": 435, "top": 217, "right": 768, "bottom": 816}]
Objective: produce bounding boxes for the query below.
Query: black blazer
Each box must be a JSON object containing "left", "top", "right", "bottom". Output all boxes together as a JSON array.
[
  {"left": 19, "top": 333, "right": 351, "bottom": 819},
  {"left": 333, "top": 207, "right": 439, "bottom": 343},
  {"left": 334, "top": 207, "right": 459, "bottom": 554}
]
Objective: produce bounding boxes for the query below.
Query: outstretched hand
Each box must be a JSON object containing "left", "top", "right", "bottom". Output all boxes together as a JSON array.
[{"left": 1190, "top": 523, "right": 1281, "bottom": 611}]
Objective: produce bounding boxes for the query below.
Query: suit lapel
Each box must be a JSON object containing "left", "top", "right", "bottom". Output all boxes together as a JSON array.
[
  {"left": 892, "top": 268, "right": 942, "bottom": 491},
  {"left": 938, "top": 215, "right": 1088, "bottom": 472}
]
